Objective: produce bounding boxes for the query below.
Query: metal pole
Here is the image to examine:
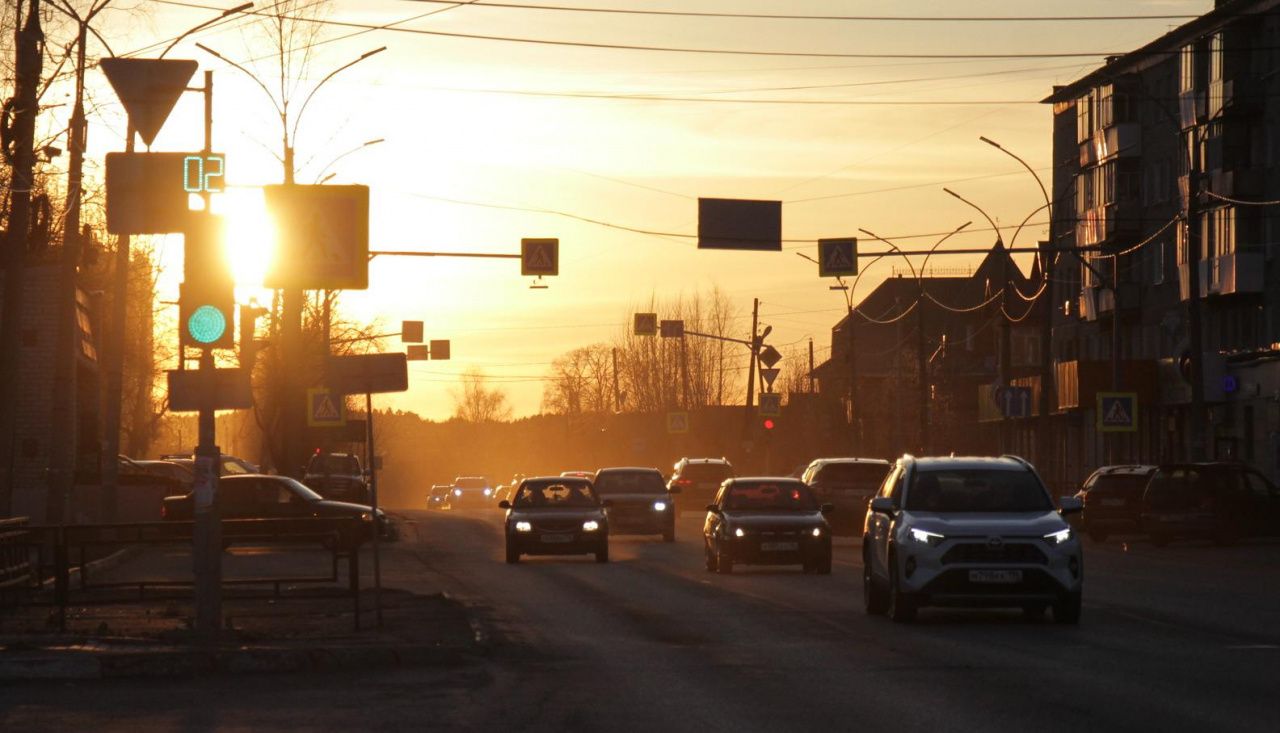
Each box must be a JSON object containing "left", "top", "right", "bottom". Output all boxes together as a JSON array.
[
  {"left": 680, "top": 336, "right": 691, "bottom": 410},
  {"left": 1185, "top": 131, "right": 1208, "bottom": 461},
  {"left": 99, "top": 120, "right": 133, "bottom": 525},
  {"left": 848, "top": 305, "right": 859, "bottom": 451},
  {"left": 1037, "top": 241, "right": 1056, "bottom": 489},
  {"left": 743, "top": 298, "right": 759, "bottom": 448},
  {"left": 365, "top": 391, "right": 383, "bottom": 628},
  {"left": 917, "top": 293, "right": 929, "bottom": 454}
]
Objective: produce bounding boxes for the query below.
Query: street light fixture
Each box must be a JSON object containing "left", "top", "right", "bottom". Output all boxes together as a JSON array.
[
  {"left": 315, "top": 137, "right": 385, "bottom": 184},
  {"left": 159, "top": 3, "right": 253, "bottom": 59}
]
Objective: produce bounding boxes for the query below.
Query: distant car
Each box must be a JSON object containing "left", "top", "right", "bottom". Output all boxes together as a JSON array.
[
  {"left": 160, "top": 473, "right": 390, "bottom": 542},
  {"left": 134, "top": 459, "right": 195, "bottom": 486},
  {"left": 1141, "top": 462, "right": 1280, "bottom": 546},
  {"left": 668, "top": 457, "right": 735, "bottom": 511},
  {"left": 428, "top": 484, "right": 452, "bottom": 510},
  {"left": 703, "top": 477, "right": 833, "bottom": 575},
  {"left": 451, "top": 476, "right": 494, "bottom": 508},
  {"left": 1072, "top": 464, "right": 1156, "bottom": 541},
  {"left": 303, "top": 452, "right": 369, "bottom": 504},
  {"left": 494, "top": 474, "right": 526, "bottom": 505},
  {"left": 500, "top": 477, "right": 610, "bottom": 564},
  {"left": 801, "top": 458, "right": 892, "bottom": 535},
  {"left": 863, "top": 455, "right": 1083, "bottom": 624},
  {"left": 559, "top": 471, "right": 594, "bottom": 480},
  {"left": 161, "top": 453, "right": 259, "bottom": 477},
  {"left": 594, "top": 467, "right": 677, "bottom": 542}
]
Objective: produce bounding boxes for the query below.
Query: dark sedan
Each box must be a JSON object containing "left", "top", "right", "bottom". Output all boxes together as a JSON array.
[
  {"left": 594, "top": 467, "right": 677, "bottom": 542},
  {"left": 500, "top": 477, "right": 610, "bottom": 564},
  {"left": 703, "top": 478, "right": 833, "bottom": 575}
]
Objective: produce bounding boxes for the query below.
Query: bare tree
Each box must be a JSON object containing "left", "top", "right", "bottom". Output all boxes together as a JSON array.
[
  {"left": 541, "top": 344, "right": 613, "bottom": 415},
  {"left": 452, "top": 368, "right": 513, "bottom": 423}
]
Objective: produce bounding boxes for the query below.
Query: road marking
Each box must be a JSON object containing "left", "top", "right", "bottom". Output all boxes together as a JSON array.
[{"left": 1226, "top": 644, "right": 1279, "bottom": 650}]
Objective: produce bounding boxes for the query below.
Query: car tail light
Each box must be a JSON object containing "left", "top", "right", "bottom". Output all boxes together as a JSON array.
[{"left": 676, "top": 478, "right": 693, "bottom": 486}]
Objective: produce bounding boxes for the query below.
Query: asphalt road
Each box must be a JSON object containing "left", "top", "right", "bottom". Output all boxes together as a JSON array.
[{"left": 3, "top": 508, "right": 1278, "bottom": 732}]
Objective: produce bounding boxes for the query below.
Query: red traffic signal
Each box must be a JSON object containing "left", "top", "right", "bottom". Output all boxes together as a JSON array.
[{"left": 763, "top": 418, "right": 775, "bottom": 430}]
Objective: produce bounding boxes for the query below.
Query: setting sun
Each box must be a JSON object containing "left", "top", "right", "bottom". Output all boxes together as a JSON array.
[{"left": 214, "top": 186, "right": 276, "bottom": 287}]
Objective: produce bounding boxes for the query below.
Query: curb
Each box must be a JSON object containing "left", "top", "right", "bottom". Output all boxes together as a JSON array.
[{"left": 0, "top": 642, "right": 478, "bottom": 682}]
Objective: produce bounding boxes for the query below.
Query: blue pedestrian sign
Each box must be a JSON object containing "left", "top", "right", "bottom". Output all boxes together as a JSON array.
[
  {"left": 1097, "top": 392, "right": 1138, "bottom": 433},
  {"left": 994, "top": 385, "right": 1032, "bottom": 418}
]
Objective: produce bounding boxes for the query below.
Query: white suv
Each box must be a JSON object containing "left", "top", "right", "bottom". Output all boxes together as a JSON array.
[{"left": 862, "top": 455, "right": 1083, "bottom": 624}]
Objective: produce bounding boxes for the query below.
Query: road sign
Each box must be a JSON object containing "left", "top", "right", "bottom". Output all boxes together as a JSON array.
[
  {"left": 660, "top": 320, "right": 685, "bottom": 338},
  {"left": 818, "top": 238, "right": 858, "bottom": 277},
  {"left": 327, "top": 353, "right": 408, "bottom": 395},
  {"left": 263, "top": 184, "right": 370, "bottom": 290},
  {"left": 99, "top": 58, "right": 197, "bottom": 147},
  {"left": 634, "top": 313, "right": 658, "bottom": 336},
  {"left": 106, "top": 152, "right": 199, "bottom": 234},
  {"left": 307, "top": 387, "right": 346, "bottom": 428},
  {"left": 402, "top": 320, "right": 423, "bottom": 343},
  {"left": 758, "top": 344, "right": 782, "bottom": 368},
  {"left": 760, "top": 368, "right": 780, "bottom": 390},
  {"left": 167, "top": 368, "right": 252, "bottom": 412},
  {"left": 994, "top": 385, "right": 1033, "bottom": 419},
  {"left": 406, "top": 345, "right": 429, "bottom": 361},
  {"left": 759, "top": 392, "right": 781, "bottom": 417},
  {"left": 666, "top": 412, "right": 689, "bottom": 434},
  {"left": 697, "top": 198, "right": 782, "bottom": 251},
  {"left": 429, "top": 339, "right": 451, "bottom": 360},
  {"left": 1097, "top": 392, "right": 1138, "bottom": 432},
  {"left": 521, "top": 238, "right": 559, "bottom": 276}
]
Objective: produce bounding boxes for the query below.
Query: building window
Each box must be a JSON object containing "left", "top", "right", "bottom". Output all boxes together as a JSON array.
[
  {"left": 1076, "top": 92, "right": 1094, "bottom": 144},
  {"left": 1209, "top": 32, "right": 1224, "bottom": 83},
  {"left": 1180, "top": 44, "right": 1198, "bottom": 92}
]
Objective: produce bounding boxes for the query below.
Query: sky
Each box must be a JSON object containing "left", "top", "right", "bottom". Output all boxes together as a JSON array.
[{"left": 67, "top": 0, "right": 1214, "bottom": 419}]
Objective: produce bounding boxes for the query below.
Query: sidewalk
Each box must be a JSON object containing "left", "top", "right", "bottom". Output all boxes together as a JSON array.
[{"left": 0, "top": 530, "right": 484, "bottom": 681}]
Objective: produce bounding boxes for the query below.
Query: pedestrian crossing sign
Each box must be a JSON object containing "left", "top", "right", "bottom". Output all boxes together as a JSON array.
[
  {"left": 521, "top": 238, "right": 559, "bottom": 277},
  {"left": 1097, "top": 392, "right": 1137, "bottom": 433},
  {"left": 818, "top": 238, "right": 858, "bottom": 277},
  {"left": 308, "top": 387, "right": 346, "bottom": 428},
  {"left": 667, "top": 412, "right": 689, "bottom": 434}
]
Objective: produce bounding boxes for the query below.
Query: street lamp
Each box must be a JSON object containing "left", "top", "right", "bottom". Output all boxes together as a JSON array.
[
  {"left": 315, "top": 137, "right": 385, "bottom": 184},
  {"left": 159, "top": 2, "right": 253, "bottom": 59}
]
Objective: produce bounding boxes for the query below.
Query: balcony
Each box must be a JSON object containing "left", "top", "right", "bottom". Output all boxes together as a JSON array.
[
  {"left": 1076, "top": 202, "right": 1140, "bottom": 247},
  {"left": 1178, "top": 252, "right": 1266, "bottom": 299},
  {"left": 1078, "top": 123, "right": 1141, "bottom": 167},
  {"left": 1209, "top": 75, "right": 1260, "bottom": 118},
  {"left": 1077, "top": 284, "right": 1140, "bottom": 322},
  {"left": 1178, "top": 89, "right": 1205, "bottom": 128},
  {"left": 1209, "top": 167, "right": 1264, "bottom": 198}
]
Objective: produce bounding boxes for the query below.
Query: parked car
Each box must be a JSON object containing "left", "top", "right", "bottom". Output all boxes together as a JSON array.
[
  {"left": 428, "top": 484, "right": 452, "bottom": 510},
  {"left": 1073, "top": 464, "right": 1156, "bottom": 541},
  {"left": 703, "top": 477, "right": 833, "bottom": 575},
  {"left": 303, "top": 452, "right": 369, "bottom": 504},
  {"left": 863, "top": 455, "right": 1083, "bottom": 624},
  {"left": 161, "top": 453, "right": 259, "bottom": 477},
  {"left": 594, "top": 467, "right": 677, "bottom": 542},
  {"left": 668, "top": 457, "right": 735, "bottom": 511},
  {"left": 451, "top": 476, "right": 495, "bottom": 508},
  {"left": 134, "top": 459, "right": 195, "bottom": 486},
  {"left": 499, "top": 477, "right": 610, "bottom": 564},
  {"left": 160, "top": 473, "right": 390, "bottom": 541},
  {"left": 1141, "top": 462, "right": 1280, "bottom": 546},
  {"left": 801, "top": 457, "right": 892, "bottom": 535}
]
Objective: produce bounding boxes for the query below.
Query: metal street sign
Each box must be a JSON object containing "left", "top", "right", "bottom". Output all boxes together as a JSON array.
[
  {"left": 758, "top": 345, "right": 782, "bottom": 368},
  {"left": 818, "top": 238, "right": 858, "bottom": 277},
  {"left": 406, "top": 345, "right": 430, "bottom": 361},
  {"left": 760, "top": 368, "right": 780, "bottom": 390},
  {"left": 994, "top": 385, "right": 1033, "bottom": 419},
  {"left": 306, "top": 387, "right": 346, "bottom": 428},
  {"left": 759, "top": 392, "right": 781, "bottom": 417},
  {"left": 521, "top": 238, "right": 559, "bottom": 276},
  {"left": 660, "top": 320, "right": 685, "bottom": 338},
  {"left": 429, "top": 339, "right": 450, "bottom": 360},
  {"left": 666, "top": 411, "right": 690, "bottom": 434},
  {"left": 99, "top": 58, "right": 197, "bottom": 147},
  {"left": 698, "top": 198, "right": 781, "bottom": 251},
  {"left": 327, "top": 353, "right": 408, "bottom": 395},
  {"left": 105, "top": 153, "right": 198, "bottom": 234},
  {"left": 402, "top": 320, "right": 424, "bottom": 343},
  {"left": 634, "top": 313, "right": 658, "bottom": 336},
  {"left": 167, "top": 368, "right": 252, "bottom": 412},
  {"left": 1097, "top": 392, "right": 1138, "bottom": 433},
  {"left": 263, "top": 184, "right": 370, "bottom": 290}
]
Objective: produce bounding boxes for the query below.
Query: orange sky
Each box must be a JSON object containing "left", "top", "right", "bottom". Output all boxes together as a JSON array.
[{"left": 69, "top": 0, "right": 1212, "bottom": 419}]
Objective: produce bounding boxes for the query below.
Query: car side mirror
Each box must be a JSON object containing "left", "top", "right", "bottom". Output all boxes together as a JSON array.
[
  {"left": 705, "top": 504, "right": 720, "bottom": 513},
  {"left": 498, "top": 500, "right": 511, "bottom": 510},
  {"left": 667, "top": 485, "right": 681, "bottom": 494},
  {"left": 1058, "top": 496, "right": 1084, "bottom": 515},
  {"left": 820, "top": 503, "right": 834, "bottom": 515},
  {"left": 869, "top": 497, "right": 895, "bottom": 515}
]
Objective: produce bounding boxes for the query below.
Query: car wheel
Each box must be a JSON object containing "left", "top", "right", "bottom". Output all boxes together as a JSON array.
[
  {"left": 863, "top": 549, "right": 889, "bottom": 616},
  {"left": 1053, "top": 592, "right": 1082, "bottom": 625},
  {"left": 595, "top": 543, "right": 609, "bottom": 563},
  {"left": 716, "top": 545, "right": 734, "bottom": 574},
  {"left": 886, "top": 552, "right": 917, "bottom": 623},
  {"left": 505, "top": 543, "right": 520, "bottom": 564}
]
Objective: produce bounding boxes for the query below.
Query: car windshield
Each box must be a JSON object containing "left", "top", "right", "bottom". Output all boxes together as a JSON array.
[
  {"left": 430, "top": 486, "right": 450, "bottom": 497},
  {"left": 594, "top": 471, "right": 665, "bottom": 495},
  {"left": 815, "top": 462, "right": 890, "bottom": 489},
  {"left": 513, "top": 481, "right": 598, "bottom": 508},
  {"left": 905, "top": 469, "right": 1052, "bottom": 512},
  {"left": 456, "top": 478, "right": 489, "bottom": 489},
  {"left": 281, "top": 477, "right": 324, "bottom": 502},
  {"left": 310, "top": 455, "right": 359, "bottom": 474},
  {"left": 681, "top": 463, "right": 733, "bottom": 482},
  {"left": 1090, "top": 474, "right": 1151, "bottom": 497},
  {"left": 723, "top": 482, "right": 816, "bottom": 511}
]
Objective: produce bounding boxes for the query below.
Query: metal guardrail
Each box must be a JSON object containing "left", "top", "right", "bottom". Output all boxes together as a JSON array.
[{"left": 2, "top": 517, "right": 371, "bottom": 631}]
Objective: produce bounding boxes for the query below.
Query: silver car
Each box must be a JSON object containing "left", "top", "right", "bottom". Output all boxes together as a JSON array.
[{"left": 863, "top": 455, "right": 1083, "bottom": 624}]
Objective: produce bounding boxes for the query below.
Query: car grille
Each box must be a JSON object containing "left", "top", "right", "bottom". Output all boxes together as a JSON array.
[{"left": 941, "top": 542, "right": 1048, "bottom": 566}]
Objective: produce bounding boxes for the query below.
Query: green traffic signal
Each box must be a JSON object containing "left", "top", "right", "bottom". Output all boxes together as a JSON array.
[{"left": 187, "top": 304, "right": 228, "bottom": 345}]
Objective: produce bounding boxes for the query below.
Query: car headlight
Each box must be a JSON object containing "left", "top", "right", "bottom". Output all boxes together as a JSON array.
[
  {"left": 1043, "top": 527, "right": 1072, "bottom": 545},
  {"left": 652, "top": 501, "right": 668, "bottom": 512},
  {"left": 909, "top": 527, "right": 945, "bottom": 546},
  {"left": 360, "top": 512, "right": 373, "bottom": 522},
  {"left": 515, "top": 521, "right": 532, "bottom": 533},
  {"left": 582, "top": 520, "right": 600, "bottom": 532},
  {"left": 483, "top": 488, "right": 493, "bottom": 496},
  {"left": 453, "top": 489, "right": 462, "bottom": 497},
  {"left": 811, "top": 527, "right": 823, "bottom": 538},
  {"left": 734, "top": 527, "right": 746, "bottom": 538}
]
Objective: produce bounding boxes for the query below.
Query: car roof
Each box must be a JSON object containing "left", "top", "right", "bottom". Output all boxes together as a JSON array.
[
  {"left": 807, "top": 457, "right": 891, "bottom": 466},
  {"left": 1092, "top": 464, "right": 1157, "bottom": 476},
  {"left": 727, "top": 476, "right": 806, "bottom": 485},
  {"left": 521, "top": 475, "right": 593, "bottom": 485},
  {"left": 681, "top": 457, "right": 730, "bottom": 464},
  {"left": 595, "top": 466, "right": 661, "bottom": 474},
  {"left": 905, "top": 456, "right": 1032, "bottom": 472}
]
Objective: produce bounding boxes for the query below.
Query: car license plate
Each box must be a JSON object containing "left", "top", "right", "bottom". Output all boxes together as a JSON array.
[
  {"left": 540, "top": 533, "right": 573, "bottom": 544},
  {"left": 969, "top": 569, "right": 1022, "bottom": 584},
  {"left": 760, "top": 541, "right": 798, "bottom": 552},
  {"left": 1102, "top": 498, "right": 1125, "bottom": 507}
]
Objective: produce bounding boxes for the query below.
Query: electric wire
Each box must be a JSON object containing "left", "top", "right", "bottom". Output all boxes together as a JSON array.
[{"left": 1203, "top": 190, "right": 1280, "bottom": 207}]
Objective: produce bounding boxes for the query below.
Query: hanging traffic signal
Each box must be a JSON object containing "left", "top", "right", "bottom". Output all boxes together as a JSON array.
[
  {"left": 763, "top": 418, "right": 776, "bottom": 431},
  {"left": 179, "top": 213, "right": 234, "bottom": 349}
]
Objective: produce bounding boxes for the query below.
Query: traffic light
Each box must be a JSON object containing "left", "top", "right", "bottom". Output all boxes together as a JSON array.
[
  {"left": 763, "top": 418, "right": 776, "bottom": 431},
  {"left": 179, "top": 213, "right": 234, "bottom": 349}
]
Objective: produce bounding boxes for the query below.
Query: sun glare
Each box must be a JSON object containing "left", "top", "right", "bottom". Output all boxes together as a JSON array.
[{"left": 214, "top": 187, "right": 276, "bottom": 287}]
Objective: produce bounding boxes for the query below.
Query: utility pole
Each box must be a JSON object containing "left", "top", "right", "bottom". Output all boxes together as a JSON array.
[
  {"left": 1037, "top": 240, "right": 1056, "bottom": 489},
  {"left": 808, "top": 338, "right": 815, "bottom": 394},
  {"left": 1185, "top": 130, "right": 1208, "bottom": 461},
  {"left": 917, "top": 291, "right": 929, "bottom": 455},
  {"left": 0, "top": 0, "right": 42, "bottom": 516},
  {"left": 1000, "top": 247, "right": 1012, "bottom": 454},
  {"left": 847, "top": 304, "right": 859, "bottom": 451},
  {"left": 743, "top": 298, "right": 760, "bottom": 450}
]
